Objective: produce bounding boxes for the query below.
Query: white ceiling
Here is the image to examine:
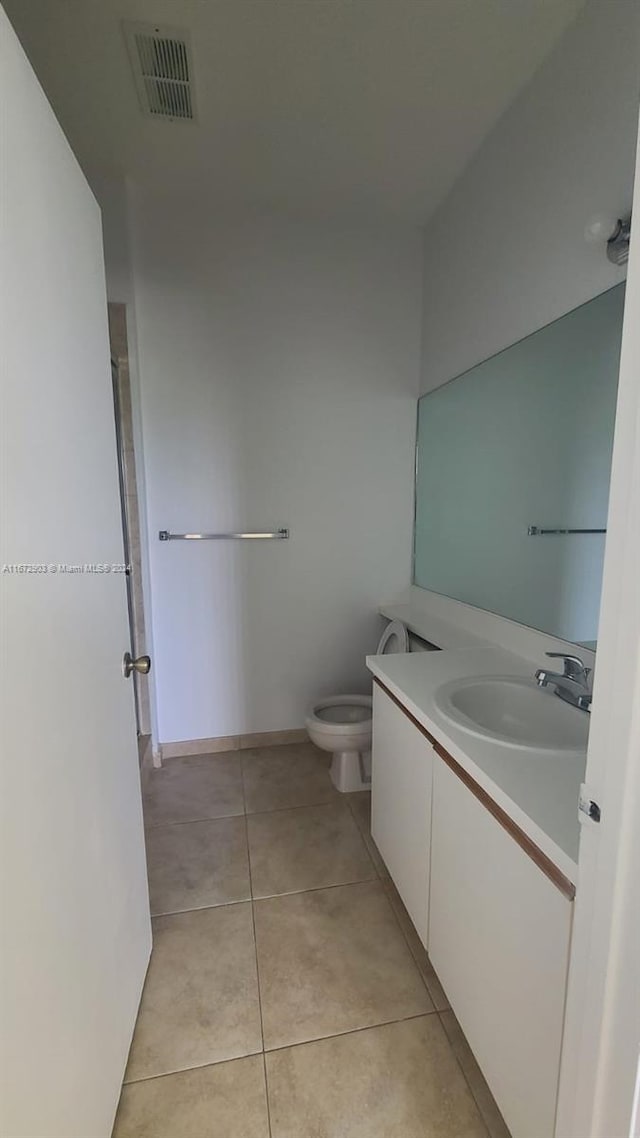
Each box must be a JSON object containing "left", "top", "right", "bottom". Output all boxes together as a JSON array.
[{"left": 5, "top": 0, "right": 585, "bottom": 223}]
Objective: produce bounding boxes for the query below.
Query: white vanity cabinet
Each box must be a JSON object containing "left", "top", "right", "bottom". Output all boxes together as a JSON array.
[
  {"left": 429, "top": 755, "right": 573, "bottom": 1138},
  {"left": 371, "top": 683, "right": 433, "bottom": 946},
  {"left": 370, "top": 677, "right": 575, "bottom": 1138}
]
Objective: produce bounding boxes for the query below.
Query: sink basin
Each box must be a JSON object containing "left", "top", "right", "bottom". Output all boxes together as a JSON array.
[{"left": 434, "top": 675, "right": 589, "bottom": 753}]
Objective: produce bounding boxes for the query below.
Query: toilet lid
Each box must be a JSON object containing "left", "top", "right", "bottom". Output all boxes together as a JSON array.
[{"left": 376, "top": 619, "right": 409, "bottom": 655}]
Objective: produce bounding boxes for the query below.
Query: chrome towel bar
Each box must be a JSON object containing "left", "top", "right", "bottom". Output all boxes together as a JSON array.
[
  {"left": 527, "top": 526, "right": 606, "bottom": 536},
  {"left": 159, "top": 528, "right": 289, "bottom": 541}
]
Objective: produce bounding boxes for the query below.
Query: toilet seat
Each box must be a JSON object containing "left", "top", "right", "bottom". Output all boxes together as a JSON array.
[
  {"left": 306, "top": 694, "right": 373, "bottom": 733},
  {"left": 376, "top": 619, "right": 409, "bottom": 655}
]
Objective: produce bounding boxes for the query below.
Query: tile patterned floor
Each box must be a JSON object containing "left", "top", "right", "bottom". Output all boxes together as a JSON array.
[{"left": 113, "top": 742, "right": 510, "bottom": 1138}]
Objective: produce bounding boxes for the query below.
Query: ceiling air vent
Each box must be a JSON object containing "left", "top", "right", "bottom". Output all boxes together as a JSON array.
[{"left": 124, "top": 22, "right": 196, "bottom": 121}]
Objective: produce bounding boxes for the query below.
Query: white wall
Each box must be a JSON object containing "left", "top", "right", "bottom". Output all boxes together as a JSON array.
[
  {"left": 128, "top": 196, "right": 421, "bottom": 744},
  {"left": 420, "top": 0, "right": 639, "bottom": 394}
]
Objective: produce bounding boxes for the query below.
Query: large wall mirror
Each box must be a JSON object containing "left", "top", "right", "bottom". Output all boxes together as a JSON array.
[{"left": 414, "top": 284, "right": 625, "bottom": 646}]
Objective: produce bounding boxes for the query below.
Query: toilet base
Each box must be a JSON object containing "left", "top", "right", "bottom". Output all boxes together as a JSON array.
[{"left": 329, "top": 750, "right": 371, "bottom": 793}]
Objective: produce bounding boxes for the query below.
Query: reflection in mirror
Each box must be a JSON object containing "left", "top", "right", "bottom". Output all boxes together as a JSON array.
[{"left": 414, "top": 285, "right": 625, "bottom": 646}]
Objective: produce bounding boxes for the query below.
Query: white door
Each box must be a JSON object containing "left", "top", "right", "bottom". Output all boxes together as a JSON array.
[
  {"left": 555, "top": 109, "right": 640, "bottom": 1138},
  {"left": 0, "top": 13, "right": 151, "bottom": 1138}
]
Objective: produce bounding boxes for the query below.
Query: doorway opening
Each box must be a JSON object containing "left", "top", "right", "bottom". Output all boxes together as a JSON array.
[{"left": 108, "top": 303, "right": 151, "bottom": 756}]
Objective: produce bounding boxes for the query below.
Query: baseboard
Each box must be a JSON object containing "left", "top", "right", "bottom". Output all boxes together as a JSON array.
[
  {"left": 160, "top": 727, "right": 308, "bottom": 762},
  {"left": 160, "top": 735, "right": 238, "bottom": 760},
  {"left": 239, "top": 728, "right": 308, "bottom": 750}
]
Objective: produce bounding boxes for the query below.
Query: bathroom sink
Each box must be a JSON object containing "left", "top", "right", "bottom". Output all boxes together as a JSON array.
[{"left": 434, "top": 676, "right": 589, "bottom": 753}]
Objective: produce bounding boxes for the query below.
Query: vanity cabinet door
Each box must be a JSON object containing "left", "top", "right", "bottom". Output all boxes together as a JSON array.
[
  {"left": 429, "top": 756, "right": 572, "bottom": 1138},
  {"left": 371, "top": 684, "right": 433, "bottom": 946}
]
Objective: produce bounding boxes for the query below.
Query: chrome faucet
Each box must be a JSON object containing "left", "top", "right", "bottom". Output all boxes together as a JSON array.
[{"left": 535, "top": 653, "right": 592, "bottom": 712}]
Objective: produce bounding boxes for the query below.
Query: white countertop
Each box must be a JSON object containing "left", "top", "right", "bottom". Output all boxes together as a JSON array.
[
  {"left": 380, "top": 602, "right": 490, "bottom": 651},
  {"left": 366, "top": 644, "right": 586, "bottom": 884}
]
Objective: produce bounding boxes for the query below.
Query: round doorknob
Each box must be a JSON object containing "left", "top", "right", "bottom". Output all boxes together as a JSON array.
[{"left": 123, "top": 652, "right": 151, "bottom": 678}]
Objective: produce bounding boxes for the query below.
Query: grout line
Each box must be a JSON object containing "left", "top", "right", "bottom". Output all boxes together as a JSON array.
[
  {"left": 338, "top": 793, "right": 378, "bottom": 872},
  {"left": 343, "top": 795, "right": 391, "bottom": 883},
  {"left": 260, "top": 1009, "right": 439, "bottom": 1056},
  {"left": 379, "top": 886, "right": 436, "bottom": 1005},
  {"left": 252, "top": 877, "right": 381, "bottom": 905},
  {"left": 122, "top": 1010, "right": 441, "bottom": 1087},
  {"left": 380, "top": 881, "right": 452, "bottom": 1014},
  {"left": 251, "top": 870, "right": 379, "bottom": 903},
  {"left": 240, "top": 757, "right": 273, "bottom": 1138},
  {"left": 239, "top": 751, "right": 248, "bottom": 817},
  {"left": 151, "top": 877, "right": 383, "bottom": 922},
  {"left": 340, "top": 797, "right": 438, "bottom": 1004},
  {"left": 150, "top": 895, "right": 252, "bottom": 918},
  {"left": 122, "top": 1049, "right": 264, "bottom": 1086},
  {"left": 435, "top": 1015, "right": 505, "bottom": 1138},
  {"left": 432, "top": 1015, "right": 494, "bottom": 1138},
  {"left": 243, "top": 796, "right": 343, "bottom": 820},
  {"left": 344, "top": 791, "right": 378, "bottom": 847},
  {"left": 144, "top": 810, "right": 245, "bottom": 831},
  {"left": 261, "top": 1051, "right": 273, "bottom": 1138},
  {"left": 143, "top": 756, "right": 338, "bottom": 827},
  {"left": 150, "top": 872, "right": 380, "bottom": 921},
  {"left": 347, "top": 809, "right": 439, "bottom": 1008}
]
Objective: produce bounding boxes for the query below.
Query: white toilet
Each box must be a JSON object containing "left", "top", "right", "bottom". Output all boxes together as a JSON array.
[{"left": 305, "top": 620, "right": 410, "bottom": 793}]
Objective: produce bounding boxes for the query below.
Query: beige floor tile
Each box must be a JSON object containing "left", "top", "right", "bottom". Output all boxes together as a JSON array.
[
  {"left": 143, "top": 753, "right": 244, "bottom": 828},
  {"left": 146, "top": 817, "right": 251, "bottom": 915},
  {"left": 125, "top": 905, "right": 262, "bottom": 1081},
  {"left": 242, "top": 743, "right": 338, "bottom": 814},
  {"left": 247, "top": 801, "right": 376, "bottom": 897},
  {"left": 346, "top": 790, "right": 390, "bottom": 878},
  {"left": 266, "top": 1015, "right": 488, "bottom": 1138},
  {"left": 346, "top": 789, "right": 371, "bottom": 831},
  {"left": 254, "top": 881, "right": 433, "bottom": 1050},
  {"left": 113, "top": 1056, "right": 270, "bottom": 1138},
  {"left": 346, "top": 803, "right": 447, "bottom": 1009},
  {"left": 439, "top": 1010, "right": 511, "bottom": 1138},
  {"left": 383, "top": 879, "right": 450, "bottom": 1012},
  {"left": 347, "top": 798, "right": 448, "bottom": 1007}
]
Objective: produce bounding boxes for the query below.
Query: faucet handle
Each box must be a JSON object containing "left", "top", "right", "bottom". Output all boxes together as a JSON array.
[{"left": 545, "top": 652, "right": 591, "bottom": 683}]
